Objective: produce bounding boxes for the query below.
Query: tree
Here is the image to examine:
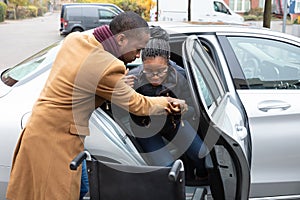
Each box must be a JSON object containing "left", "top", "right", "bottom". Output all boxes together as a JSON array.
[
  {"left": 187, "top": 0, "right": 191, "bottom": 21},
  {"left": 81, "top": 0, "right": 155, "bottom": 21},
  {"left": 263, "top": 0, "right": 272, "bottom": 28},
  {"left": 9, "top": 0, "right": 28, "bottom": 6}
]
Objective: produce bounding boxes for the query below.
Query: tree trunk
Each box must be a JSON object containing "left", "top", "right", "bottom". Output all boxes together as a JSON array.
[
  {"left": 263, "top": 0, "right": 272, "bottom": 28},
  {"left": 156, "top": 0, "right": 159, "bottom": 21},
  {"left": 188, "top": 0, "right": 191, "bottom": 21}
]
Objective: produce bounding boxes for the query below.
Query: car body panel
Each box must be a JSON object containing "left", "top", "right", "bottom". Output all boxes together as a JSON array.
[
  {"left": 213, "top": 30, "right": 300, "bottom": 198},
  {"left": 238, "top": 90, "right": 300, "bottom": 197}
]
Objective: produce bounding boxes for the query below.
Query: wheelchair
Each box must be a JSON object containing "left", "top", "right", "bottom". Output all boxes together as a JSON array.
[{"left": 70, "top": 151, "right": 207, "bottom": 200}]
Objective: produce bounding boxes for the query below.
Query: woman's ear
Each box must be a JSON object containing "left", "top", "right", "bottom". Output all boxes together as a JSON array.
[{"left": 116, "top": 33, "right": 128, "bottom": 47}]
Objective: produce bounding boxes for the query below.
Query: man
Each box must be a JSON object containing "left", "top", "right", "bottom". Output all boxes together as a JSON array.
[{"left": 6, "top": 11, "right": 185, "bottom": 200}]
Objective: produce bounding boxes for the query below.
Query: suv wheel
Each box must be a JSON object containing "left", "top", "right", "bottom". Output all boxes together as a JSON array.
[{"left": 72, "top": 27, "right": 84, "bottom": 33}]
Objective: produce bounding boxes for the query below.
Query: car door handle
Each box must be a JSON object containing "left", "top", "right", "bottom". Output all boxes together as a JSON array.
[{"left": 257, "top": 100, "right": 291, "bottom": 112}]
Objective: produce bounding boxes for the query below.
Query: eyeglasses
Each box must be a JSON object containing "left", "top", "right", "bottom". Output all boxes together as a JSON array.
[{"left": 142, "top": 67, "right": 168, "bottom": 78}]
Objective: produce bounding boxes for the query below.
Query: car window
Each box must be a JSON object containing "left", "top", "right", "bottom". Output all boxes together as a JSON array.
[
  {"left": 99, "top": 9, "right": 116, "bottom": 20},
  {"left": 188, "top": 39, "right": 225, "bottom": 114},
  {"left": 191, "top": 47, "right": 217, "bottom": 110},
  {"left": 227, "top": 37, "right": 300, "bottom": 89},
  {"left": 214, "top": 1, "right": 230, "bottom": 14},
  {"left": 103, "top": 5, "right": 122, "bottom": 14}
]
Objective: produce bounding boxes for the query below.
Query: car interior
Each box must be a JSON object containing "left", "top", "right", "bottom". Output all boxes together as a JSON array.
[{"left": 226, "top": 36, "right": 300, "bottom": 90}]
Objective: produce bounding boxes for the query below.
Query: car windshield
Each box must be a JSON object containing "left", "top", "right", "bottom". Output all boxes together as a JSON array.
[{"left": 1, "top": 42, "right": 61, "bottom": 86}]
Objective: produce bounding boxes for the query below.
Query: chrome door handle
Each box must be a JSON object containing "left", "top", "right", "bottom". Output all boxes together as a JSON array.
[{"left": 258, "top": 100, "right": 291, "bottom": 112}]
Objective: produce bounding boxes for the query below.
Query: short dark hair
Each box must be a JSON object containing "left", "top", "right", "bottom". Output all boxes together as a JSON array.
[{"left": 110, "top": 11, "right": 149, "bottom": 38}]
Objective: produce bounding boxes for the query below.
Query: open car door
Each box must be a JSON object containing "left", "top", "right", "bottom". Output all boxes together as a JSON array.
[{"left": 182, "top": 35, "right": 251, "bottom": 199}]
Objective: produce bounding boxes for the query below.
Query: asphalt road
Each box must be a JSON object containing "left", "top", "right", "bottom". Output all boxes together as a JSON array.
[{"left": 0, "top": 11, "right": 63, "bottom": 70}]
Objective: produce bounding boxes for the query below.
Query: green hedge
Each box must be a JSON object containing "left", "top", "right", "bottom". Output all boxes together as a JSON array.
[
  {"left": 0, "top": 2, "right": 7, "bottom": 22},
  {"left": 28, "top": 5, "right": 38, "bottom": 17},
  {"left": 16, "top": 5, "right": 40, "bottom": 19},
  {"left": 37, "top": 6, "right": 47, "bottom": 16}
]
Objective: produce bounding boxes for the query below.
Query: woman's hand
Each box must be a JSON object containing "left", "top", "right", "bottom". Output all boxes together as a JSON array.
[{"left": 123, "top": 68, "right": 137, "bottom": 88}]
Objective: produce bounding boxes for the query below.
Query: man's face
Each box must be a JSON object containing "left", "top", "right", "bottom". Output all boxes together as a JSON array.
[{"left": 118, "top": 32, "right": 150, "bottom": 64}]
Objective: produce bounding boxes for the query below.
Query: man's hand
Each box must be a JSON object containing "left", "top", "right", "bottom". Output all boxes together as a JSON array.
[
  {"left": 165, "top": 97, "right": 188, "bottom": 115},
  {"left": 123, "top": 68, "right": 137, "bottom": 88}
]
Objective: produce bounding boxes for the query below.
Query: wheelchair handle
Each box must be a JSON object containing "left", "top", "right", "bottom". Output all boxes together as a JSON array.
[
  {"left": 70, "top": 151, "right": 89, "bottom": 170},
  {"left": 168, "top": 160, "right": 183, "bottom": 182}
]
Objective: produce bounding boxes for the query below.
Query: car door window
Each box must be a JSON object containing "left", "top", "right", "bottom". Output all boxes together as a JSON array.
[
  {"left": 214, "top": 1, "right": 230, "bottom": 14},
  {"left": 190, "top": 42, "right": 224, "bottom": 113},
  {"left": 99, "top": 9, "right": 116, "bottom": 20},
  {"left": 183, "top": 36, "right": 247, "bottom": 138},
  {"left": 227, "top": 37, "right": 300, "bottom": 89}
]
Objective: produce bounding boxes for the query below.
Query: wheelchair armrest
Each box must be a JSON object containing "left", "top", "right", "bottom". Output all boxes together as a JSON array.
[{"left": 168, "top": 159, "right": 184, "bottom": 182}]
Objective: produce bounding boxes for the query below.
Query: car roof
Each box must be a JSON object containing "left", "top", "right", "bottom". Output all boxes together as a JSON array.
[
  {"left": 148, "top": 21, "right": 300, "bottom": 42},
  {"left": 84, "top": 20, "right": 300, "bottom": 44},
  {"left": 61, "top": 3, "right": 124, "bottom": 13},
  {"left": 64, "top": 5, "right": 118, "bottom": 14}
]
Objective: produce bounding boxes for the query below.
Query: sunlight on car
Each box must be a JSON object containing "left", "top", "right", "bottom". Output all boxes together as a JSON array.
[{"left": 1, "top": 42, "right": 61, "bottom": 86}]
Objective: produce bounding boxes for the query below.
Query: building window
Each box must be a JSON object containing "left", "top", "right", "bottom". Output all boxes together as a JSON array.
[
  {"left": 296, "top": 0, "right": 300, "bottom": 13},
  {"left": 229, "top": 0, "right": 251, "bottom": 12}
]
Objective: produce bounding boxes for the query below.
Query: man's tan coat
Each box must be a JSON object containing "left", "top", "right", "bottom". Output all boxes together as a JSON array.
[{"left": 6, "top": 32, "right": 168, "bottom": 200}]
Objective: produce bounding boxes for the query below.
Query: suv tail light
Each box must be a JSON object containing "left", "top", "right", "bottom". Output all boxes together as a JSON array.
[{"left": 62, "top": 19, "right": 68, "bottom": 27}]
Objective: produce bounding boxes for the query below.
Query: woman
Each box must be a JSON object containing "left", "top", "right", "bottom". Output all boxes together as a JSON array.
[{"left": 126, "top": 26, "right": 208, "bottom": 180}]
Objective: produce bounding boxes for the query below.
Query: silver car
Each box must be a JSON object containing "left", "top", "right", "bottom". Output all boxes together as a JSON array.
[
  {"left": 131, "top": 21, "right": 300, "bottom": 199},
  {"left": 0, "top": 31, "right": 250, "bottom": 199}
]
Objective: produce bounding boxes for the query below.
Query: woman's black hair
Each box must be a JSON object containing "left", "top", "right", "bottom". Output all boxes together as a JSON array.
[
  {"left": 149, "top": 25, "right": 169, "bottom": 41},
  {"left": 141, "top": 26, "right": 170, "bottom": 61}
]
